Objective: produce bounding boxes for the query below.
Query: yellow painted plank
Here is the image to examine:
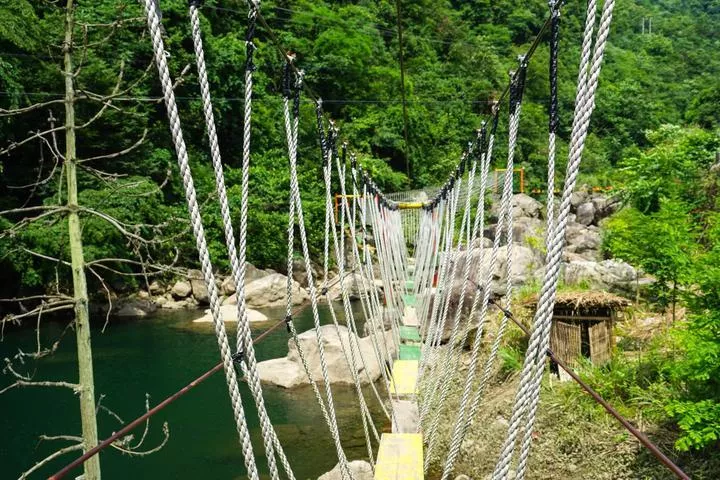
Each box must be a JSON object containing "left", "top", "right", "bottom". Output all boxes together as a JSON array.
[
  {"left": 390, "top": 360, "right": 419, "bottom": 396},
  {"left": 375, "top": 433, "right": 424, "bottom": 480}
]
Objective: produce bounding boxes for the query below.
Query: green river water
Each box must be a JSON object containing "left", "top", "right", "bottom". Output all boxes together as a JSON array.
[{"left": 0, "top": 304, "right": 385, "bottom": 479}]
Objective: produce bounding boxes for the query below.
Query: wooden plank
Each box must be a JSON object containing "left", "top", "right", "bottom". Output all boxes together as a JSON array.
[
  {"left": 391, "top": 400, "right": 420, "bottom": 434},
  {"left": 551, "top": 320, "right": 582, "bottom": 366},
  {"left": 375, "top": 433, "right": 424, "bottom": 480},
  {"left": 403, "top": 294, "right": 417, "bottom": 307},
  {"left": 399, "top": 344, "right": 421, "bottom": 360},
  {"left": 402, "top": 306, "right": 419, "bottom": 327},
  {"left": 405, "top": 280, "right": 415, "bottom": 291},
  {"left": 390, "top": 360, "right": 419, "bottom": 396},
  {"left": 399, "top": 326, "right": 422, "bottom": 342},
  {"left": 589, "top": 320, "right": 611, "bottom": 364}
]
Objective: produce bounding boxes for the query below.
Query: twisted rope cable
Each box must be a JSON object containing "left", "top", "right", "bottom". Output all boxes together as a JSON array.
[
  {"left": 514, "top": 3, "right": 615, "bottom": 478},
  {"left": 188, "top": 7, "right": 293, "bottom": 480},
  {"left": 287, "top": 102, "right": 355, "bottom": 480},
  {"left": 141, "top": 1, "right": 258, "bottom": 477},
  {"left": 280, "top": 83, "right": 353, "bottom": 480},
  {"left": 424, "top": 161, "right": 481, "bottom": 465},
  {"left": 441, "top": 102, "right": 523, "bottom": 479},
  {"left": 492, "top": 2, "right": 614, "bottom": 478},
  {"left": 321, "top": 141, "right": 378, "bottom": 466},
  {"left": 440, "top": 135, "right": 495, "bottom": 480}
]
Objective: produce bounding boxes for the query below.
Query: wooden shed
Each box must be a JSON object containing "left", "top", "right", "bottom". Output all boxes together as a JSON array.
[{"left": 526, "top": 291, "right": 630, "bottom": 368}]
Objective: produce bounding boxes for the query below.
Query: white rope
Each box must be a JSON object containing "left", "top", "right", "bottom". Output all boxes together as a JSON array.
[
  {"left": 281, "top": 76, "right": 353, "bottom": 480},
  {"left": 439, "top": 85, "right": 524, "bottom": 477},
  {"left": 492, "top": 2, "right": 615, "bottom": 478},
  {"left": 141, "top": 1, "right": 259, "bottom": 477},
  {"left": 187, "top": 6, "right": 296, "bottom": 480}
]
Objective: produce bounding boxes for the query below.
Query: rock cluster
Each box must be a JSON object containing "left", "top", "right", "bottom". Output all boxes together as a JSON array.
[
  {"left": 110, "top": 263, "right": 311, "bottom": 317},
  {"left": 257, "top": 325, "right": 395, "bottom": 388}
]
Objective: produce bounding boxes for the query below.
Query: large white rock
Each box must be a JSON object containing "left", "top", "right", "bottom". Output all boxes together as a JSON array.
[
  {"left": 326, "top": 272, "right": 375, "bottom": 301},
  {"left": 192, "top": 304, "right": 268, "bottom": 323},
  {"left": 564, "top": 223, "right": 601, "bottom": 259},
  {"left": 171, "top": 280, "right": 192, "bottom": 299},
  {"left": 257, "top": 325, "right": 395, "bottom": 388},
  {"left": 564, "top": 259, "right": 639, "bottom": 294},
  {"left": 511, "top": 193, "right": 543, "bottom": 219},
  {"left": 224, "top": 273, "right": 309, "bottom": 309},
  {"left": 318, "top": 460, "right": 373, "bottom": 480},
  {"left": 188, "top": 269, "right": 209, "bottom": 305},
  {"left": 575, "top": 201, "right": 596, "bottom": 226}
]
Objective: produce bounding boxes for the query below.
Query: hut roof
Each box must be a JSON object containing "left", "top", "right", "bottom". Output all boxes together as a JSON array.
[{"left": 524, "top": 290, "right": 631, "bottom": 310}]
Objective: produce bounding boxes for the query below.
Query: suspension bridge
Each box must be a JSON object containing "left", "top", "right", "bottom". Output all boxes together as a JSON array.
[{"left": 48, "top": 0, "right": 692, "bottom": 479}]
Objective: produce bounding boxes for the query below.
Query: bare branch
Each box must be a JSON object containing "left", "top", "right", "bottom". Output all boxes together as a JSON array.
[
  {"left": 17, "top": 442, "right": 84, "bottom": 480},
  {"left": 79, "top": 128, "right": 148, "bottom": 163},
  {"left": 0, "top": 99, "right": 66, "bottom": 117},
  {"left": 0, "top": 125, "right": 66, "bottom": 157},
  {"left": 0, "top": 379, "right": 80, "bottom": 396}
]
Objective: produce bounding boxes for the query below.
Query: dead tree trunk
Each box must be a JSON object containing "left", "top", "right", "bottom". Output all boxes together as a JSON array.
[{"left": 63, "top": 1, "right": 101, "bottom": 478}]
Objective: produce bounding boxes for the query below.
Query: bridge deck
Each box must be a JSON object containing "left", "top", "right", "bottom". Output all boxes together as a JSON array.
[
  {"left": 374, "top": 433, "right": 424, "bottom": 480},
  {"left": 390, "top": 359, "right": 419, "bottom": 396}
]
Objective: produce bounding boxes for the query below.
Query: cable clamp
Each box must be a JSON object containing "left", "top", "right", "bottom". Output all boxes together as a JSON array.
[
  {"left": 284, "top": 314, "right": 293, "bottom": 333},
  {"left": 232, "top": 349, "right": 245, "bottom": 364}
]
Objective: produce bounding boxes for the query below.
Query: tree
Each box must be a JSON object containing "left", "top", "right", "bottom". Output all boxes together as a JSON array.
[{"left": 1, "top": 2, "right": 173, "bottom": 477}]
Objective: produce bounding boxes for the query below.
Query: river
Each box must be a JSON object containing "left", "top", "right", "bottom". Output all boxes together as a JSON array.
[{"left": 0, "top": 303, "right": 386, "bottom": 479}]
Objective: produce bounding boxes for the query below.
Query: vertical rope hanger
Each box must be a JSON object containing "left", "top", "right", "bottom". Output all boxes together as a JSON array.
[
  {"left": 141, "top": 0, "right": 260, "bottom": 477},
  {"left": 546, "top": 0, "right": 561, "bottom": 239},
  {"left": 280, "top": 62, "right": 355, "bottom": 480},
  {"left": 492, "top": 1, "right": 615, "bottom": 478},
  {"left": 187, "top": 3, "right": 296, "bottom": 479}
]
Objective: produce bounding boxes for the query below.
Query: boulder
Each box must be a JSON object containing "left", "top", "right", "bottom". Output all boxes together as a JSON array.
[
  {"left": 512, "top": 217, "right": 545, "bottom": 248},
  {"left": 292, "top": 258, "right": 321, "bottom": 288},
  {"left": 220, "top": 276, "right": 236, "bottom": 296},
  {"left": 228, "top": 273, "right": 309, "bottom": 309},
  {"left": 564, "top": 259, "right": 638, "bottom": 295},
  {"left": 257, "top": 325, "right": 395, "bottom": 388},
  {"left": 575, "top": 202, "right": 596, "bottom": 226},
  {"left": 171, "top": 280, "right": 192, "bottom": 299},
  {"left": 511, "top": 193, "right": 543, "bottom": 219},
  {"left": 326, "top": 272, "right": 375, "bottom": 301},
  {"left": 148, "top": 281, "right": 164, "bottom": 295},
  {"left": 564, "top": 223, "right": 601, "bottom": 259},
  {"left": 115, "top": 298, "right": 157, "bottom": 317},
  {"left": 188, "top": 269, "right": 209, "bottom": 305},
  {"left": 192, "top": 304, "right": 268, "bottom": 323},
  {"left": 570, "top": 190, "right": 589, "bottom": 209},
  {"left": 318, "top": 460, "right": 373, "bottom": 480}
]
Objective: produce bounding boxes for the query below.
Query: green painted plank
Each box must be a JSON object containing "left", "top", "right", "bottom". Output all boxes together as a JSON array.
[
  {"left": 405, "top": 280, "right": 415, "bottom": 290},
  {"left": 403, "top": 294, "right": 417, "bottom": 307},
  {"left": 399, "top": 344, "right": 422, "bottom": 360},
  {"left": 399, "top": 325, "right": 422, "bottom": 342}
]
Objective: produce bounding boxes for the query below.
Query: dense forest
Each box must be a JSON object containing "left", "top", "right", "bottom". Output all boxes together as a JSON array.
[{"left": 1, "top": 0, "right": 720, "bottom": 476}]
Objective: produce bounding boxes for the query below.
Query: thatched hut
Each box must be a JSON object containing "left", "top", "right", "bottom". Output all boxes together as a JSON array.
[{"left": 526, "top": 291, "right": 630, "bottom": 368}]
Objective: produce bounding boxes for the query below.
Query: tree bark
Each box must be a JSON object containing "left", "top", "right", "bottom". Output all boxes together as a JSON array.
[{"left": 64, "top": 1, "right": 101, "bottom": 478}]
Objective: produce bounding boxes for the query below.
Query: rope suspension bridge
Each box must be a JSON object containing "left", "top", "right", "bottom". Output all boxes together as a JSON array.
[{"left": 48, "top": 0, "right": 691, "bottom": 479}]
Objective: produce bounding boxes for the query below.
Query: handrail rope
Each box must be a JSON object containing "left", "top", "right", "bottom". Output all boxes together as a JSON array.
[
  {"left": 140, "top": 1, "right": 260, "bottom": 478},
  {"left": 430, "top": 65, "right": 526, "bottom": 474},
  {"left": 440, "top": 122, "right": 499, "bottom": 480},
  {"left": 320, "top": 123, "right": 380, "bottom": 467},
  {"left": 337, "top": 150, "right": 395, "bottom": 423},
  {"left": 187, "top": 3, "right": 291, "bottom": 479}
]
